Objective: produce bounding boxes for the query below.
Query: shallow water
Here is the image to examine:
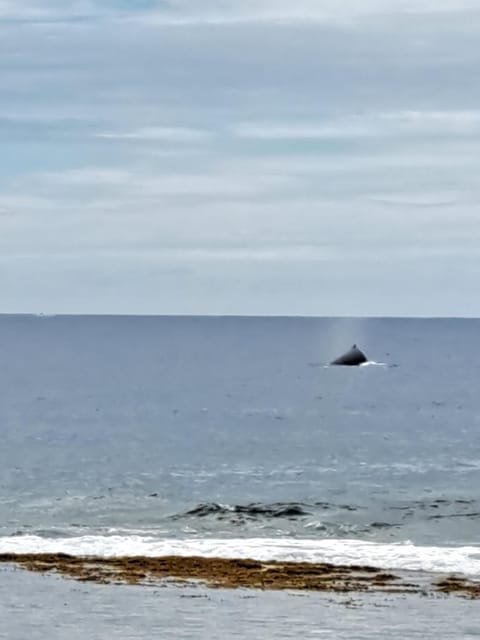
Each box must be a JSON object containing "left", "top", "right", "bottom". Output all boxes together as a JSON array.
[{"left": 1, "top": 567, "right": 479, "bottom": 640}]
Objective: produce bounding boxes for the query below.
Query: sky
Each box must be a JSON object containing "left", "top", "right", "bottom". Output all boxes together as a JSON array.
[{"left": 1, "top": 0, "right": 480, "bottom": 316}]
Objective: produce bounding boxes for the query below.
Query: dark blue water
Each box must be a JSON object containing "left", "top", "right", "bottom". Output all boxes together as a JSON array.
[
  {"left": 0, "top": 315, "right": 479, "bottom": 546},
  {"left": 2, "top": 315, "right": 480, "bottom": 638}
]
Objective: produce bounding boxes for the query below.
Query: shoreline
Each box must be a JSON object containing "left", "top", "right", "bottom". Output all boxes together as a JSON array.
[{"left": 1, "top": 553, "right": 479, "bottom": 598}]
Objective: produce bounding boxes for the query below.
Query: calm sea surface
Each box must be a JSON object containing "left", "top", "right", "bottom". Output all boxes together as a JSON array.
[{"left": 0, "top": 315, "right": 479, "bottom": 637}]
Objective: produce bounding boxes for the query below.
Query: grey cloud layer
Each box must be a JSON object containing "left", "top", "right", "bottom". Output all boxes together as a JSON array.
[
  {"left": 2, "top": 1, "right": 479, "bottom": 22},
  {"left": 0, "top": 1, "right": 479, "bottom": 314}
]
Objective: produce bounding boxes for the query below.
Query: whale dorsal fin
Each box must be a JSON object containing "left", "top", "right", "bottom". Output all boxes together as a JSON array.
[{"left": 330, "top": 345, "right": 368, "bottom": 366}]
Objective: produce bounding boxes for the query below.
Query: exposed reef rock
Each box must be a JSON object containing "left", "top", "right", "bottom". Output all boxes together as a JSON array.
[{"left": 175, "top": 502, "right": 311, "bottom": 520}]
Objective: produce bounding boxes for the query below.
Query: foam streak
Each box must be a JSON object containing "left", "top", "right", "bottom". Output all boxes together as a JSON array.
[{"left": 0, "top": 536, "right": 479, "bottom": 576}]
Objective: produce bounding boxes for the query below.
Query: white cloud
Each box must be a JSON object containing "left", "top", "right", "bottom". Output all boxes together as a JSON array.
[
  {"left": 133, "top": 0, "right": 480, "bottom": 26},
  {"left": 0, "top": 1, "right": 92, "bottom": 20},
  {"left": 1, "top": 0, "right": 478, "bottom": 24},
  {"left": 96, "top": 126, "right": 212, "bottom": 142},
  {"left": 7, "top": 165, "right": 300, "bottom": 203},
  {"left": 234, "top": 111, "right": 480, "bottom": 140},
  {"left": 0, "top": 0, "right": 142, "bottom": 21}
]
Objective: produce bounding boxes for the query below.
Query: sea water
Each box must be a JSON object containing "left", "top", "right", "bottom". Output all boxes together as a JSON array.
[{"left": 0, "top": 315, "right": 479, "bottom": 637}]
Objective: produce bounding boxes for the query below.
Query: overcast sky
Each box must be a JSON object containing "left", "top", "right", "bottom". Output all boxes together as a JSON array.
[{"left": 1, "top": 0, "right": 479, "bottom": 316}]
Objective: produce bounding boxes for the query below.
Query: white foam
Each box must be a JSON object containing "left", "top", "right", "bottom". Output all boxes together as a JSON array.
[
  {"left": 324, "top": 361, "right": 387, "bottom": 369},
  {"left": 1, "top": 536, "right": 480, "bottom": 576},
  {"left": 360, "top": 361, "right": 387, "bottom": 367}
]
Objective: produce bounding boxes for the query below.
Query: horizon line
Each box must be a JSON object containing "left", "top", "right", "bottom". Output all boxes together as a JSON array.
[{"left": 0, "top": 312, "right": 478, "bottom": 321}]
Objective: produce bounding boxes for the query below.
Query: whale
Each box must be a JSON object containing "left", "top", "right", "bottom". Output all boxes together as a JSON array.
[{"left": 330, "top": 344, "right": 368, "bottom": 366}]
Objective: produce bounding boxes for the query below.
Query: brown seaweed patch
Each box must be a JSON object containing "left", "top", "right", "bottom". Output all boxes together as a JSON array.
[
  {"left": 0, "top": 553, "right": 411, "bottom": 592},
  {"left": 0, "top": 553, "right": 478, "bottom": 598},
  {"left": 436, "top": 576, "right": 480, "bottom": 599}
]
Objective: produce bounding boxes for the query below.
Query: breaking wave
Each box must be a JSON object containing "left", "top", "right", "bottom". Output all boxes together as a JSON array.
[{"left": 1, "top": 535, "right": 479, "bottom": 577}]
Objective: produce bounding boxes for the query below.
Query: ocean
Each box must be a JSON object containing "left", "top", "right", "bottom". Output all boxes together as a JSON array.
[{"left": 0, "top": 315, "right": 479, "bottom": 637}]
